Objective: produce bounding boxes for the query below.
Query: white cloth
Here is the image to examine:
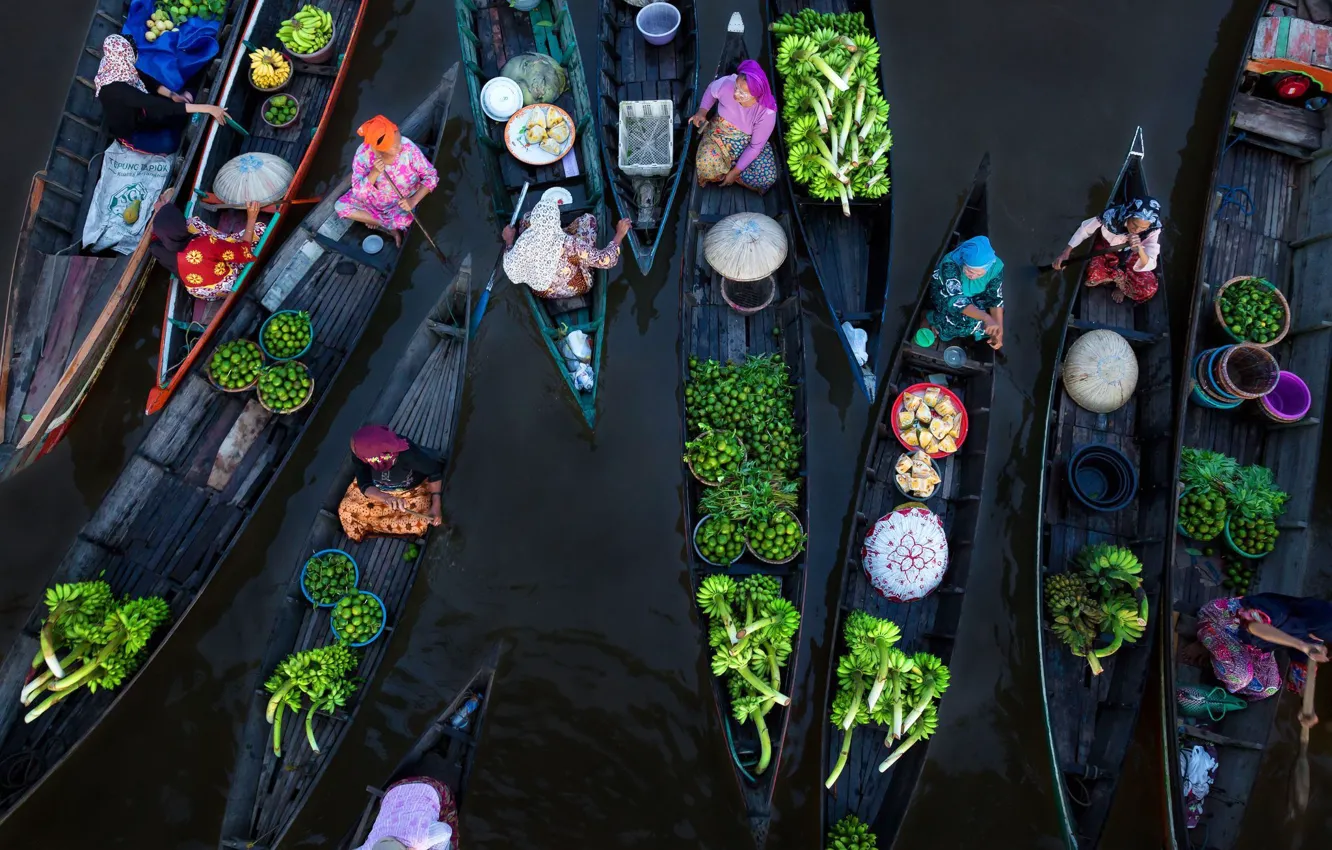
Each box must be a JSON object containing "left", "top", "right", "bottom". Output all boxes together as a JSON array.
[
  {"left": 503, "top": 197, "right": 566, "bottom": 293},
  {"left": 82, "top": 141, "right": 173, "bottom": 253},
  {"left": 1067, "top": 216, "right": 1160, "bottom": 273},
  {"left": 356, "top": 783, "right": 454, "bottom": 850},
  {"left": 558, "top": 330, "right": 595, "bottom": 392},
  {"left": 1179, "top": 744, "right": 1217, "bottom": 801}
]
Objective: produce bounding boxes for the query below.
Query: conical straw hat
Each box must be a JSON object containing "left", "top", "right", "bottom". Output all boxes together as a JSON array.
[
  {"left": 861, "top": 507, "right": 948, "bottom": 602},
  {"left": 703, "top": 213, "right": 788, "bottom": 281},
  {"left": 213, "top": 152, "right": 295, "bottom": 206},
  {"left": 1062, "top": 329, "right": 1138, "bottom": 413}
]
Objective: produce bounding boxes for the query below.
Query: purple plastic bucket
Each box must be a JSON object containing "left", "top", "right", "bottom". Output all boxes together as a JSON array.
[{"left": 1260, "top": 370, "right": 1311, "bottom": 421}]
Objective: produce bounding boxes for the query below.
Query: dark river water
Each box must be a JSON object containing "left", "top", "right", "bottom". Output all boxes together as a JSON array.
[{"left": 1, "top": 0, "right": 1330, "bottom": 848}]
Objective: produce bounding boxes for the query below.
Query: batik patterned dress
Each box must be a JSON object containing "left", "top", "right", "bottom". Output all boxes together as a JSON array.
[
  {"left": 511, "top": 213, "right": 620, "bottom": 300},
  {"left": 178, "top": 218, "right": 267, "bottom": 301},
  {"left": 335, "top": 137, "right": 440, "bottom": 231},
  {"left": 694, "top": 75, "right": 778, "bottom": 193}
]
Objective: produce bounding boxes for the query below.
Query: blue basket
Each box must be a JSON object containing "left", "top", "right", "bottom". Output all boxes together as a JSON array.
[
  {"left": 330, "top": 590, "right": 387, "bottom": 648},
  {"left": 259, "top": 309, "right": 314, "bottom": 361},
  {"left": 299, "top": 549, "right": 359, "bottom": 608}
]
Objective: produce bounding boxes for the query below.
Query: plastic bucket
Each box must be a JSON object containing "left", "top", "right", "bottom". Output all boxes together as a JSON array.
[
  {"left": 1067, "top": 444, "right": 1137, "bottom": 512},
  {"left": 299, "top": 549, "right": 359, "bottom": 608},
  {"left": 693, "top": 515, "right": 744, "bottom": 566},
  {"left": 1260, "top": 370, "right": 1311, "bottom": 422},
  {"left": 1189, "top": 352, "right": 1242, "bottom": 410},
  {"left": 636, "top": 3, "right": 681, "bottom": 46}
]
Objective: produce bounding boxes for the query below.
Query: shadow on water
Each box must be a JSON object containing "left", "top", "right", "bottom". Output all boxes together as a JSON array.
[{"left": 2, "top": 0, "right": 1331, "bottom": 848}]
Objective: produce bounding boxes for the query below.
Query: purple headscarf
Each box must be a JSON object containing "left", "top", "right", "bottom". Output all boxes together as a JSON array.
[{"left": 736, "top": 59, "right": 778, "bottom": 112}]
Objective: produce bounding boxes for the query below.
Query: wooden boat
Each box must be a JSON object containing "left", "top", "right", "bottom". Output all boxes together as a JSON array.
[
  {"left": 764, "top": 0, "right": 893, "bottom": 402},
  {"left": 0, "top": 0, "right": 252, "bottom": 481},
  {"left": 1161, "top": 4, "right": 1332, "bottom": 845},
  {"left": 220, "top": 257, "right": 473, "bottom": 850},
  {"left": 0, "top": 68, "right": 459, "bottom": 826},
  {"left": 678, "top": 15, "right": 807, "bottom": 849},
  {"left": 455, "top": 0, "right": 608, "bottom": 428},
  {"left": 1034, "top": 126, "right": 1174, "bottom": 849},
  {"left": 147, "top": 0, "right": 371, "bottom": 415},
  {"left": 819, "top": 157, "right": 993, "bottom": 841},
  {"left": 594, "top": 0, "right": 699, "bottom": 274},
  {"left": 338, "top": 644, "right": 502, "bottom": 850}
]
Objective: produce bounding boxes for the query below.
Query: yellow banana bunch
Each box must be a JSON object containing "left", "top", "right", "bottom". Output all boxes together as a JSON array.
[
  {"left": 278, "top": 4, "right": 334, "bottom": 55},
  {"left": 250, "top": 47, "right": 291, "bottom": 89}
]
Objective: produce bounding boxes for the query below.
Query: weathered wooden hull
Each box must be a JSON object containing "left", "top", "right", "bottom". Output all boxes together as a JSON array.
[
  {"left": 0, "top": 66, "right": 459, "bottom": 829},
  {"left": 1161, "top": 6, "right": 1332, "bottom": 847},
  {"left": 0, "top": 0, "right": 252, "bottom": 482},
  {"left": 678, "top": 15, "right": 809, "bottom": 849},
  {"left": 819, "top": 156, "right": 993, "bottom": 842},
  {"left": 595, "top": 0, "right": 699, "bottom": 274},
  {"left": 220, "top": 250, "right": 471, "bottom": 850},
  {"left": 1035, "top": 127, "right": 1174, "bottom": 850},
  {"left": 764, "top": 0, "right": 894, "bottom": 402},
  {"left": 147, "top": 0, "right": 371, "bottom": 415},
  {"left": 339, "top": 644, "right": 502, "bottom": 850},
  {"left": 455, "top": 0, "right": 608, "bottom": 428}
]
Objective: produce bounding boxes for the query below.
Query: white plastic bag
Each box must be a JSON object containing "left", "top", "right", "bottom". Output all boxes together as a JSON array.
[
  {"left": 82, "top": 142, "right": 173, "bottom": 254},
  {"left": 842, "top": 322, "right": 869, "bottom": 366},
  {"left": 559, "top": 330, "right": 595, "bottom": 392}
]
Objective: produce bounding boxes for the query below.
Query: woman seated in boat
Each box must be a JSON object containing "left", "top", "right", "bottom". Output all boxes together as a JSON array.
[
  {"left": 354, "top": 776, "right": 458, "bottom": 850},
  {"left": 148, "top": 199, "right": 267, "bottom": 301},
  {"left": 687, "top": 59, "right": 779, "bottom": 194},
  {"left": 335, "top": 115, "right": 440, "bottom": 248},
  {"left": 338, "top": 425, "right": 444, "bottom": 544},
  {"left": 924, "top": 235, "right": 1005, "bottom": 350},
  {"left": 1181, "top": 593, "right": 1330, "bottom": 719},
  {"left": 502, "top": 192, "right": 631, "bottom": 300},
  {"left": 1051, "top": 197, "right": 1162, "bottom": 303},
  {"left": 94, "top": 34, "right": 230, "bottom": 152}
]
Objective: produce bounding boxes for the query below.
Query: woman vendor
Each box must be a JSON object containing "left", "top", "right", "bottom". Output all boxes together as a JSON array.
[
  {"left": 335, "top": 115, "right": 440, "bottom": 247},
  {"left": 1181, "top": 593, "right": 1330, "bottom": 722},
  {"left": 338, "top": 425, "right": 444, "bottom": 544},
  {"left": 687, "top": 59, "right": 779, "bottom": 193},
  {"left": 95, "top": 35, "right": 230, "bottom": 152},
  {"left": 502, "top": 192, "right": 631, "bottom": 300},
  {"left": 148, "top": 199, "right": 266, "bottom": 301},
  {"left": 1051, "top": 197, "right": 1162, "bottom": 303},
  {"left": 354, "top": 777, "right": 458, "bottom": 850},
  {"left": 924, "top": 235, "right": 1005, "bottom": 350}
]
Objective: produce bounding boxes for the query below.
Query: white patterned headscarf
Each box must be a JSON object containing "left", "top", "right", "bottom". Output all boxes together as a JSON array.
[
  {"left": 503, "top": 197, "right": 567, "bottom": 293},
  {"left": 94, "top": 35, "right": 147, "bottom": 97}
]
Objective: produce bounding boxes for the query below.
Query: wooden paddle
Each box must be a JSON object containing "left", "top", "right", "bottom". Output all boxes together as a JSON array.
[
  {"left": 1294, "top": 659, "right": 1319, "bottom": 812},
  {"left": 471, "top": 181, "right": 530, "bottom": 335},
  {"left": 1037, "top": 246, "right": 1125, "bottom": 272},
  {"left": 385, "top": 172, "right": 448, "bottom": 266}
]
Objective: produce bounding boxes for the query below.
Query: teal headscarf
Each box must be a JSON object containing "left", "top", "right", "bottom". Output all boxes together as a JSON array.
[{"left": 944, "top": 236, "right": 1001, "bottom": 296}]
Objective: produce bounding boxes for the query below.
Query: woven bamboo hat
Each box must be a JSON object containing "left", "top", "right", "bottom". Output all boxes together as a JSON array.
[
  {"left": 213, "top": 152, "right": 295, "bottom": 205},
  {"left": 703, "top": 213, "right": 788, "bottom": 282},
  {"left": 1062, "top": 329, "right": 1138, "bottom": 413}
]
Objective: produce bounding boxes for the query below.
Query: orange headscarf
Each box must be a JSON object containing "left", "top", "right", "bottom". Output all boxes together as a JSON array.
[{"left": 357, "top": 115, "right": 399, "bottom": 153}]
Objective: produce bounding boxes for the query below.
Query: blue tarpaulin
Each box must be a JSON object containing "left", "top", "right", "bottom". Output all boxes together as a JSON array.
[{"left": 122, "top": 0, "right": 222, "bottom": 93}]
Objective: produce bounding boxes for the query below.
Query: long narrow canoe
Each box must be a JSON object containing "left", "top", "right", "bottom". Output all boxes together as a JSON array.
[
  {"left": 764, "top": 0, "right": 893, "bottom": 402},
  {"left": 147, "top": 0, "right": 371, "bottom": 415},
  {"left": 220, "top": 256, "right": 472, "bottom": 850},
  {"left": 1162, "top": 5, "right": 1332, "bottom": 845},
  {"left": 340, "top": 644, "right": 502, "bottom": 849},
  {"left": 1035, "top": 126, "right": 1174, "bottom": 849},
  {"left": 820, "top": 157, "right": 993, "bottom": 841},
  {"left": 0, "top": 0, "right": 252, "bottom": 481},
  {"left": 679, "top": 15, "right": 808, "bottom": 849},
  {"left": 455, "top": 0, "right": 608, "bottom": 428},
  {"left": 0, "top": 68, "right": 458, "bottom": 826},
  {"left": 594, "top": 0, "right": 698, "bottom": 274}
]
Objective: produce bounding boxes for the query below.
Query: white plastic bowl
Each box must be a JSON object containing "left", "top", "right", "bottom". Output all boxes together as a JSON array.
[
  {"left": 481, "top": 77, "right": 524, "bottom": 121},
  {"left": 636, "top": 3, "right": 681, "bottom": 46},
  {"left": 362, "top": 234, "right": 385, "bottom": 254}
]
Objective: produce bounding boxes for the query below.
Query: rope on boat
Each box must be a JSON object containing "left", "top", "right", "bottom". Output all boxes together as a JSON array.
[
  {"left": 1215, "top": 132, "right": 1254, "bottom": 220},
  {"left": 723, "top": 715, "right": 759, "bottom": 784}
]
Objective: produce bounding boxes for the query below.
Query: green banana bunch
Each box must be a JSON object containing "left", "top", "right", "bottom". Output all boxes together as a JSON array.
[
  {"left": 1074, "top": 543, "right": 1143, "bottom": 593},
  {"left": 826, "top": 813, "right": 878, "bottom": 850},
  {"left": 1045, "top": 572, "right": 1103, "bottom": 656},
  {"left": 1103, "top": 592, "right": 1149, "bottom": 644},
  {"left": 768, "top": 9, "right": 827, "bottom": 36},
  {"left": 35, "top": 580, "right": 115, "bottom": 677},
  {"left": 279, "top": 4, "right": 333, "bottom": 54},
  {"left": 264, "top": 644, "right": 360, "bottom": 756}
]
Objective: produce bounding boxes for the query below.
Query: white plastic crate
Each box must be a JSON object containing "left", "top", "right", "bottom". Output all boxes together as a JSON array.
[{"left": 618, "top": 100, "right": 674, "bottom": 177}]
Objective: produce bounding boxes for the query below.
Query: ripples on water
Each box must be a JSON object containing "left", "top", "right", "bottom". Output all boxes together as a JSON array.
[{"left": 0, "top": 1, "right": 1328, "bottom": 848}]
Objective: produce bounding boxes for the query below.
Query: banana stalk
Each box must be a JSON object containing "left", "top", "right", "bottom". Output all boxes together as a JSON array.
[
  {"left": 825, "top": 725, "right": 856, "bottom": 789},
  {"left": 21, "top": 644, "right": 89, "bottom": 705},
  {"left": 266, "top": 679, "right": 300, "bottom": 723},
  {"left": 838, "top": 96, "right": 854, "bottom": 154},
  {"left": 854, "top": 81, "right": 867, "bottom": 126}
]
